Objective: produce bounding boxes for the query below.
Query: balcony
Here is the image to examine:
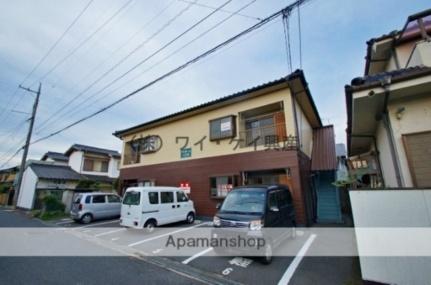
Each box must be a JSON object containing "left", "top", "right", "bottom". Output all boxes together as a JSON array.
[{"left": 239, "top": 123, "right": 299, "bottom": 150}]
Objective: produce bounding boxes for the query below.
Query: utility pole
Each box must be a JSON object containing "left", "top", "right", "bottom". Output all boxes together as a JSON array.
[{"left": 13, "top": 83, "right": 41, "bottom": 207}]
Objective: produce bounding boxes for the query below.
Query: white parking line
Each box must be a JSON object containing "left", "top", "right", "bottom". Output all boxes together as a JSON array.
[
  {"left": 74, "top": 219, "right": 120, "bottom": 229},
  {"left": 182, "top": 247, "right": 213, "bottom": 264},
  {"left": 94, "top": 228, "right": 126, "bottom": 237},
  {"left": 128, "top": 222, "right": 211, "bottom": 247},
  {"left": 277, "top": 234, "right": 317, "bottom": 285}
]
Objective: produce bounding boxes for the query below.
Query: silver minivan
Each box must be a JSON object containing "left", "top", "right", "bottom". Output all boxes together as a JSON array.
[{"left": 70, "top": 192, "right": 122, "bottom": 224}]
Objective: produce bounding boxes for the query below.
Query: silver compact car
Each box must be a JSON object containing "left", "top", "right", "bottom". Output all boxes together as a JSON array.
[{"left": 70, "top": 192, "right": 122, "bottom": 224}]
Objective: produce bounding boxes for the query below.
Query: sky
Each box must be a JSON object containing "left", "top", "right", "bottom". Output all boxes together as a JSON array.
[{"left": 0, "top": 0, "right": 429, "bottom": 167}]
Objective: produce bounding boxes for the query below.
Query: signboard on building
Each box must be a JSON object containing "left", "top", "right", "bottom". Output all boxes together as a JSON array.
[
  {"left": 220, "top": 121, "right": 232, "bottom": 132},
  {"left": 180, "top": 182, "right": 191, "bottom": 194},
  {"left": 180, "top": 148, "right": 192, "bottom": 158}
]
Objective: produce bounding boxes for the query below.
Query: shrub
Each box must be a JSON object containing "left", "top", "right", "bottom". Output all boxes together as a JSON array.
[
  {"left": 0, "top": 184, "right": 10, "bottom": 194},
  {"left": 42, "top": 195, "right": 65, "bottom": 212}
]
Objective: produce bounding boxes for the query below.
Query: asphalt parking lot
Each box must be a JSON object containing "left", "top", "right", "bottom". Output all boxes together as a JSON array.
[{"left": 45, "top": 217, "right": 360, "bottom": 285}]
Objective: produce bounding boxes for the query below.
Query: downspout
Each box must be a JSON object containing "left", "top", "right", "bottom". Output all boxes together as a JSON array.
[{"left": 380, "top": 76, "right": 404, "bottom": 187}]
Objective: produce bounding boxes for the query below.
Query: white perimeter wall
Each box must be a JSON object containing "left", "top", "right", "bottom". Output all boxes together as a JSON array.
[
  {"left": 350, "top": 190, "right": 431, "bottom": 285},
  {"left": 17, "top": 167, "right": 38, "bottom": 209}
]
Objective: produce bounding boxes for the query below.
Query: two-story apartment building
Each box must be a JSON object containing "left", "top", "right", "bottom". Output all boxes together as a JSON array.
[
  {"left": 114, "top": 70, "right": 337, "bottom": 225},
  {"left": 346, "top": 9, "right": 431, "bottom": 188}
]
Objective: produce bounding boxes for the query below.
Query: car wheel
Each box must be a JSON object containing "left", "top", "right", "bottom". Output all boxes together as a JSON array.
[
  {"left": 81, "top": 213, "right": 92, "bottom": 224},
  {"left": 186, "top": 212, "right": 195, "bottom": 224},
  {"left": 261, "top": 242, "right": 273, "bottom": 265},
  {"left": 144, "top": 220, "right": 156, "bottom": 233}
]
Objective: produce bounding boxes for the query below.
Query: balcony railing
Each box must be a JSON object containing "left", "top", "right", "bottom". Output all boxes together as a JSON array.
[
  {"left": 238, "top": 123, "right": 298, "bottom": 149},
  {"left": 123, "top": 154, "right": 140, "bottom": 165}
]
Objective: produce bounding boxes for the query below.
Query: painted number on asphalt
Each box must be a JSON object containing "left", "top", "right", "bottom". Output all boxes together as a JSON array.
[
  {"left": 222, "top": 268, "right": 233, "bottom": 276},
  {"left": 229, "top": 257, "right": 253, "bottom": 268}
]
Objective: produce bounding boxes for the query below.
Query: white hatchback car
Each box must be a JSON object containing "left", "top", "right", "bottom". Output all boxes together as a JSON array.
[{"left": 120, "top": 186, "right": 195, "bottom": 230}]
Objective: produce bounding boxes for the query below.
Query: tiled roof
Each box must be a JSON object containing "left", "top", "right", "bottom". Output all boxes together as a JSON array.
[
  {"left": 366, "top": 30, "right": 399, "bottom": 45},
  {"left": 350, "top": 65, "right": 431, "bottom": 91},
  {"left": 311, "top": 125, "right": 337, "bottom": 171},
  {"left": 65, "top": 144, "right": 120, "bottom": 158},
  {"left": 30, "top": 163, "right": 84, "bottom": 181},
  {"left": 41, "top": 151, "right": 69, "bottom": 162},
  {"left": 114, "top": 69, "right": 322, "bottom": 137}
]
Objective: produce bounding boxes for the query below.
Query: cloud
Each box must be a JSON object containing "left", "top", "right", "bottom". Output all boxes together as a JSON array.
[{"left": 0, "top": 0, "right": 429, "bottom": 167}]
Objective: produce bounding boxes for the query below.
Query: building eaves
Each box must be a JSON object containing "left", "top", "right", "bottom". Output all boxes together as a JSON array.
[
  {"left": 114, "top": 69, "right": 322, "bottom": 137},
  {"left": 65, "top": 144, "right": 121, "bottom": 158},
  {"left": 349, "top": 65, "right": 431, "bottom": 92}
]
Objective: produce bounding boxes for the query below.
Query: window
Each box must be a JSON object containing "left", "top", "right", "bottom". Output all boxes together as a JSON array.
[
  {"left": 83, "top": 157, "right": 109, "bottom": 172},
  {"left": 92, "top": 195, "right": 106, "bottom": 203},
  {"left": 107, "top": 195, "right": 121, "bottom": 203},
  {"left": 74, "top": 195, "right": 82, "bottom": 203},
  {"left": 83, "top": 159, "right": 94, "bottom": 171},
  {"left": 148, "top": 192, "right": 159, "bottom": 204},
  {"left": 209, "top": 116, "right": 236, "bottom": 141},
  {"left": 220, "top": 190, "right": 266, "bottom": 214},
  {"left": 85, "top": 196, "right": 91, "bottom": 203},
  {"left": 210, "top": 175, "right": 239, "bottom": 198},
  {"left": 176, "top": 191, "right": 189, "bottom": 202},
  {"left": 161, "top": 192, "right": 174, "bottom": 203},
  {"left": 123, "top": 191, "right": 140, "bottom": 205},
  {"left": 101, "top": 161, "right": 109, "bottom": 172}
]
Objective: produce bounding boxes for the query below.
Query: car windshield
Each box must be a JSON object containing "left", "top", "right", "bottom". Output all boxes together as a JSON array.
[
  {"left": 220, "top": 190, "right": 266, "bottom": 214},
  {"left": 122, "top": 191, "right": 141, "bottom": 205}
]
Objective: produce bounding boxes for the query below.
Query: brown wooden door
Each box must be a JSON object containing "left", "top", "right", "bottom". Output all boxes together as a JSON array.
[{"left": 403, "top": 131, "right": 431, "bottom": 187}]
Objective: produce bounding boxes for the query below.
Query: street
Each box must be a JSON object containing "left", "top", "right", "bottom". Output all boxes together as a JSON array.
[{"left": 0, "top": 208, "right": 361, "bottom": 285}]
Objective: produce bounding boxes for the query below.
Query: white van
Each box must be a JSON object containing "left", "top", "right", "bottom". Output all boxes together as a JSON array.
[{"left": 120, "top": 187, "right": 195, "bottom": 230}]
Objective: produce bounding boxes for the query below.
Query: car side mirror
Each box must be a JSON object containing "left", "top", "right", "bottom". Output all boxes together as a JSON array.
[
  {"left": 270, "top": 206, "right": 279, "bottom": 212},
  {"left": 216, "top": 203, "right": 221, "bottom": 210}
]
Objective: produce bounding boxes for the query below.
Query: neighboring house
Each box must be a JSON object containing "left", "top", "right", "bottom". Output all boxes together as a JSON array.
[
  {"left": 0, "top": 166, "right": 19, "bottom": 205},
  {"left": 346, "top": 9, "right": 431, "bottom": 188},
  {"left": 65, "top": 144, "right": 120, "bottom": 184},
  {"left": 346, "top": 10, "right": 431, "bottom": 285},
  {"left": 17, "top": 161, "right": 84, "bottom": 211},
  {"left": 17, "top": 144, "right": 121, "bottom": 211},
  {"left": 114, "top": 70, "right": 337, "bottom": 225},
  {"left": 40, "top": 151, "right": 69, "bottom": 165}
]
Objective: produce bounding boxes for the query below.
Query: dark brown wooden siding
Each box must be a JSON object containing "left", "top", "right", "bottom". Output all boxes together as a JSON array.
[
  {"left": 403, "top": 131, "right": 431, "bottom": 187},
  {"left": 120, "top": 150, "right": 312, "bottom": 225}
]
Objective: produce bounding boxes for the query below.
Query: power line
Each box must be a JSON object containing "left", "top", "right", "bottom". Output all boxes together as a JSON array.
[
  {"left": 35, "top": 0, "right": 197, "bottom": 133},
  {"left": 46, "top": 0, "right": 177, "bottom": 95},
  {"left": 29, "top": 0, "right": 311, "bottom": 146},
  {"left": 59, "top": 0, "right": 259, "bottom": 121},
  {"left": 282, "top": 9, "right": 293, "bottom": 73},
  {"left": 28, "top": 0, "right": 134, "bottom": 87},
  {"left": 37, "top": 0, "right": 232, "bottom": 134},
  {"left": 297, "top": 2, "right": 303, "bottom": 69},
  {"left": 177, "top": 0, "right": 261, "bottom": 21},
  {"left": 0, "top": 147, "right": 22, "bottom": 169},
  {"left": 0, "top": 0, "right": 94, "bottom": 124}
]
